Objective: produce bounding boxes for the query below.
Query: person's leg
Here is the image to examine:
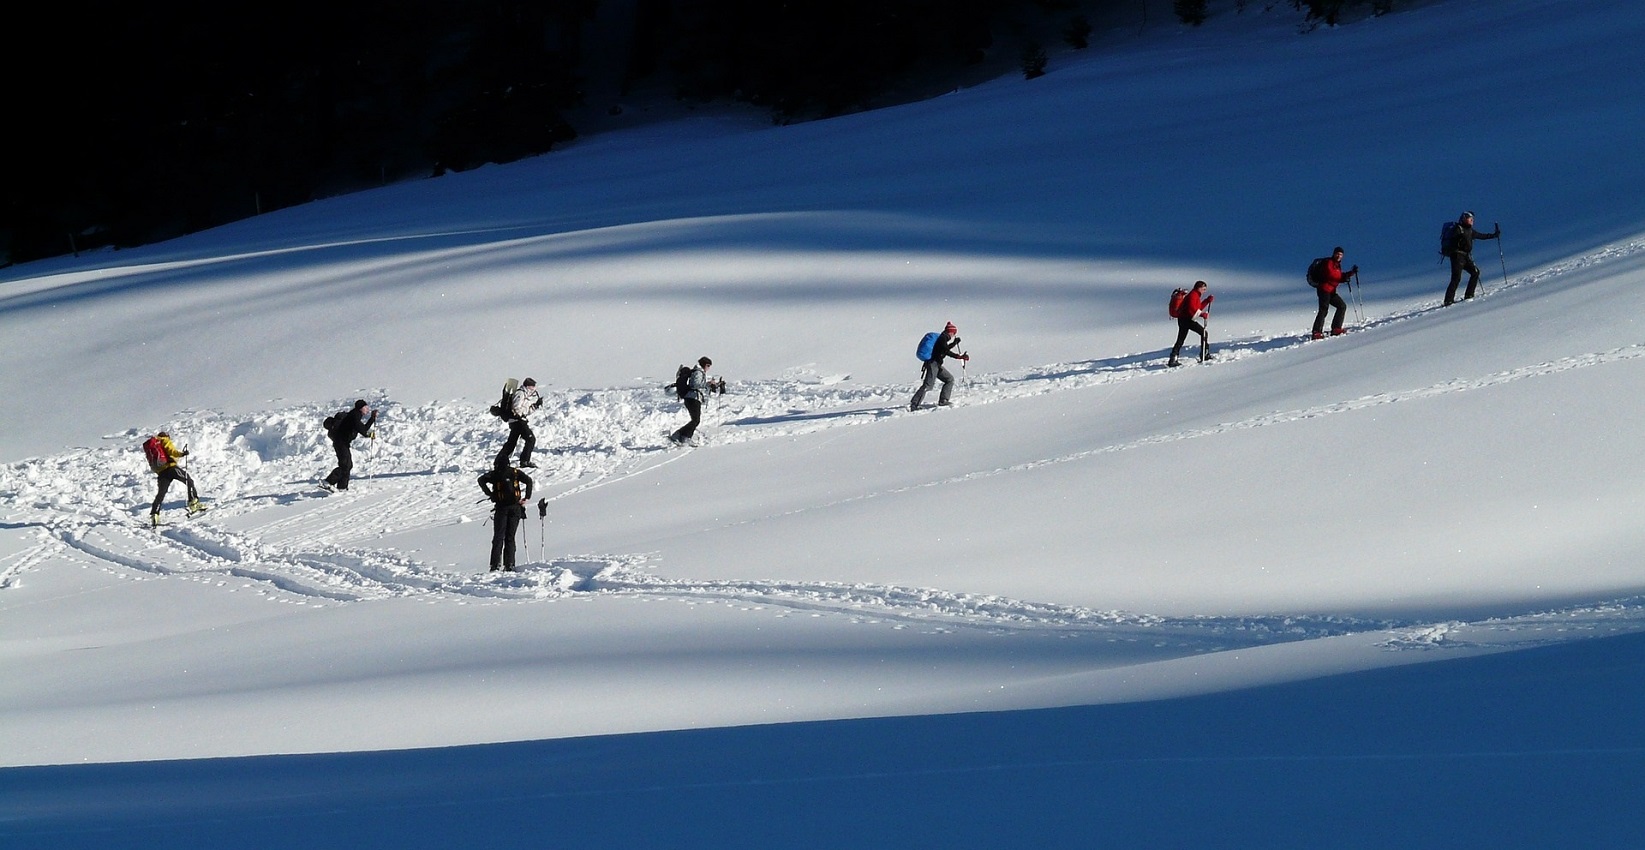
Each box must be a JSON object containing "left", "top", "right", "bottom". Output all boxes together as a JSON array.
[
  {"left": 1445, "top": 256, "right": 1464, "bottom": 304},
  {"left": 489, "top": 507, "right": 507, "bottom": 570},
  {"left": 937, "top": 365, "right": 957, "bottom": 405},
  {"left": 335, "top": 443, "right": 354, "bottom": 490},
  {"left": 1330, "top": 292, "right": 1347, "bottom": 333},
  {"left": 518, "top": 423, "right": 536, "bottom": 466},
  {"left": 151, "top": 470, "right": 174, "bottom": 515},
  {"left": 501, "top": 509, "right": 521, "bottom": 570},
  {"left": 674, "top": 398, "right": 703, "bottom": 440},
  {"left": 1312, "top": 288, "right": 1331, "bottom": 336},
  {"left": 911, "top": 362, "right": 937, "bottom": 409},
  {"left": 1171, "top": 321, "right": 1191, "bottom": 362},
  {"left": 1463, "top": 260, "right": 1482, "bottom": 299}
]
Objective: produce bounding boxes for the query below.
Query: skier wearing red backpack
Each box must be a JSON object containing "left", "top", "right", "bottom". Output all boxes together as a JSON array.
[
  {"left": 1167, "top": 281, "right": 1213, "bottom": 367},
  {"left": 144, "top": 431, "right": 203, "bottom": 526},
  {"left": 1308, "top": 246, "right": 1357, "bottom": 339}
]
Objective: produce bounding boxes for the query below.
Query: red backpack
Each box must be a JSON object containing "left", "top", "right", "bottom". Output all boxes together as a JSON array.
[
  {"left": 1167, "top": 288, "right": 1188, "bottom": 319},
  {"left": 142, "top": 436, "right": 169, "bottom": 472}
]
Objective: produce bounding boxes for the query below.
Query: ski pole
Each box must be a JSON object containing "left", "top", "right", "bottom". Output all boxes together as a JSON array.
[
  {"left": 538, "top": 498, "right": 548, "bottom": 563},
  {"left": 1495, "top": 223, "right": 1508, "bottom": 288},
  {"left": 1350, "top": 271, "right": 1365, "bottom": 327}
]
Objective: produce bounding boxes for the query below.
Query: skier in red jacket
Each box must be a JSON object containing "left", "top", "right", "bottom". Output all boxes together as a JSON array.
[
  {"left": 1308, "top": 246, "right": 1358, "bottom": 339},
  {"left": 1168, "top": 281, "right": 1213, "bottom": 367}
]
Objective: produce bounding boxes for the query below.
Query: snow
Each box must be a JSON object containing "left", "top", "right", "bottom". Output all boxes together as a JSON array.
[{"left": 3, "top": 0, "right": 1645, "bottom": 844}]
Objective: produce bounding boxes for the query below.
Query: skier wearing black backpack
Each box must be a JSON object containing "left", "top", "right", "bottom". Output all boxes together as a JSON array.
[
  {"left": 323, "top": 399, "right": 376, "bottom": 491},
  {"left": 1442, "top": 211, "right": 1500, "bottom": 305},
  {"left": 669, "top": 357, "right": 724, "bottom": 445},
  {"left": 478, "top": 459, "right": 534, "bottom": 572},
  {"left": 910, "top": 322, "right": 969, "bottom": 410},
  {"left": 1308, "top": 247, "right": 1357, "bottom": 339},
  {"left": 495, "top": 378, "right": 542, "bottom": 468}
]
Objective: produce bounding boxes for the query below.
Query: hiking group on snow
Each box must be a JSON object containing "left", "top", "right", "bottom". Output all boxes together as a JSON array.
[{"left": 139, "top": 210, "right": 1504, "bottom": 561}]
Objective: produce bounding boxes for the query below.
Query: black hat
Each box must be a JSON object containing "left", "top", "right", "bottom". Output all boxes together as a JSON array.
[
  {"left": 353, "top": 399, "right": 369, "bottom": 409},
  {"left": 522, "top": 378, "right": 536, "bottom": 387}
]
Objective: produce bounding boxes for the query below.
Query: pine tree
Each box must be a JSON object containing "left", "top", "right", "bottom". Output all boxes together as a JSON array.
[{"left": 1175, "top": 0, "right": 1209, "bottom": 26}]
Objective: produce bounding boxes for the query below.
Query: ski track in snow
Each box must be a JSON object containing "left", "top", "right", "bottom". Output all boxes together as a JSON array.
[{"left": 5, "top": 240, "right": 1645, "bottom": 650}]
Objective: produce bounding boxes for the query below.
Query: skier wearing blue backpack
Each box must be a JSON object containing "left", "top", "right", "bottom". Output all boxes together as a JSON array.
[
  {"left": 910, "top": 322, "right": 969, "bottom": 411},
  {"left": 1442, "top": 211, "right": 1500, "bottom": 305}
]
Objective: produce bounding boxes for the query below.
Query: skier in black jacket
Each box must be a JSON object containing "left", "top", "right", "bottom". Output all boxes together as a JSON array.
[
  {"left": 478, "top": 460, "right": 534, "bottom": 571},
  {"left": 323, "top": 399, "right": 376, "bottom": 491},
  {"left": 1444, "top": 211, "right": 1501, "bottom": 305}
]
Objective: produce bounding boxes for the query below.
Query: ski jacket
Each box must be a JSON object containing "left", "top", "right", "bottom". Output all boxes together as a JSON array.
[
  {"left": 1316, "top": 258, "right": 1350, "bottom": 295},
  {"left": 929, "top": 332, "right": 967, "bottom": 367},
  {"left": 1181, "top": 289, "right": 1213, "bottom": 319},
  {"left": 1451, "top": 223, "right": 1499, "bottom": 259},
  {"left": 479, "top": 466, "right": 534, "bottom": 505},
  {"left": 331, "top": 405, "right": 376, "bottom": 444},
  {"left": 509, "top": 385, "right": 542, "bottom": 419}
]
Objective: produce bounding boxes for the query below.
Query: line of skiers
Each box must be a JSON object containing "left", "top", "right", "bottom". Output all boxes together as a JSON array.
[{"left": 141, "top": 209, "right": 1502, "bottom": 553}]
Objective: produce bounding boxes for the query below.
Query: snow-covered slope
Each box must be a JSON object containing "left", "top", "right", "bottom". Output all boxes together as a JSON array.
[{"left": 2, "top": 3, "right": 1644, "bottom": 841}]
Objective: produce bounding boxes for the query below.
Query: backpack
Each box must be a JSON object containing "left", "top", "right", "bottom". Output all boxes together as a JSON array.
[
  {"left": 142, "top": 436, "right": 168, "bottom": 472},
  {"left": 1306, "top": 257, "right": 1328, "bottom": 288},
  {"left": 1439, "top": 220, "right": 1460, "bottom": 256},
  {"left": 915, "top": 332, "right": 940, "bottom": 362},
  {"left": 324, "top": 409, "right": 350, "bottom": 437},
  {"left": 670, "top": 364, "right": 694, "bottom": 399},
  {"left": 488, "top": 467, "right": 522, "bottom": 504},
  {"left": 1167, "top": 288, "right": 1188, "bottom": 319},
  {"left": 489, "top": 378, "right": 519, "bottom": 418}
]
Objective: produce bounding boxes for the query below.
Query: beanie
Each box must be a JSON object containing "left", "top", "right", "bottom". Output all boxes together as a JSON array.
[{"left": 944, "top": 322, "right": 958, "bottom": 335}]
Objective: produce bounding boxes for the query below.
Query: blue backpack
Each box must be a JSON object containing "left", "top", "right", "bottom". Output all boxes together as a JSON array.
[{"left": 915, "top": 332, "right": 940, "bottom": 362}]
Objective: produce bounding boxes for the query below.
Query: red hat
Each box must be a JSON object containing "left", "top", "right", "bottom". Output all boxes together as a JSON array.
[{"left": 944, "top": 322, "right": 958, "bottom": 335}]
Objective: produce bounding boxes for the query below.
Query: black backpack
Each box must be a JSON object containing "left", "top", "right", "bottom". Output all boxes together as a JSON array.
[
  {"left": 489, "top": 379, "right": 518, "bottom": 419},
  {"left": 1306, "top": 257, "right": 1328, "bottom": 288},
  {"left": 487, "top": 467, "right": 522, "bottom": 503},
  {"left": 669, "top": 364, "right": 693, "bottom": 399},
  {"left": 1439, "top": 221, "right": 1460, "bottom": 257},
  {"left": 323, "top": 410, "right": 346, "bottom": 434}
]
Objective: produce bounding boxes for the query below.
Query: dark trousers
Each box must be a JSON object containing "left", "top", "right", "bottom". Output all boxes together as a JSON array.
[
  {"left": 1446, "top": 254, "right": 1481, "bottom": 304},
  {"left": 910, "top": 361, "right": 954, "bottom": 408},
  {"left": 152, "top": 466, "right": 198, "bottom": 513},
  {"left": 672, "top": 398, "right": 703, "bottom": 441},
  {"left": 1171, "top": 315, "right": 1206, "bottom": 361},
  {"left": 490, "top": 504, "right": 524, "bottom": 570},
  {"left": 325, "top": 440, "right": 354, "bottom": 490},
  {"left": 1313, "top": 288, "right": 1347, "bottom": 335},
  {"left": 497, "top": 418, "right": 535, "bottom": 466}
]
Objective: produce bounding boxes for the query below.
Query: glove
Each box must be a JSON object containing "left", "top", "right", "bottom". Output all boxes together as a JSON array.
[
  {"left": 1204, "top": 294, "right": 1215, "bottom": 305},
  {"left": 960, "top": 353, "right": 971, "bottom": 362}
]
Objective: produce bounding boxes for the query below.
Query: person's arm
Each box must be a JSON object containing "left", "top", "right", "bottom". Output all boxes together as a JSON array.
[
  {"left": 477, "top": 473, "right": 495, "bottom": 500},
  {"left": 517, "top": 471, "right": 534, "bottom": 501}
]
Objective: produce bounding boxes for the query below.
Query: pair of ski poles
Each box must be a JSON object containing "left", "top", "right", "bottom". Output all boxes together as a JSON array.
[{"left": 513, "top": 497, "right": 549, "bottom": 565}]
